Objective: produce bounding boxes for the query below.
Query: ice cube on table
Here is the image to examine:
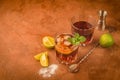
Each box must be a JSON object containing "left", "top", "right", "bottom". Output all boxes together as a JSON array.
[
  {"left": 43, "top": 73, "right": 51, "bottom": 77},
  {"left": 39, "top": 68, "right": 48, "bottom": 74}
]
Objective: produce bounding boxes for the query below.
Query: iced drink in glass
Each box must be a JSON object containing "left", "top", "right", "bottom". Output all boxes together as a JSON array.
[{"left": 55, "top": 33, "right": 79, "bottom": 65}]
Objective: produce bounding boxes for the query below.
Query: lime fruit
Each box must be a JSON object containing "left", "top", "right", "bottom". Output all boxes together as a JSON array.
[
  {"left": 99, "top": 33, "right": 114, "bottom": 48},
  {"left": 34, "top": 51, "right": 49, "bottom": 67},
  {"left": 34, "top": 53, "right": 42, "bottom": 60},
  {"left": 40, "top": 52, "right": 49, "bottom": 67},
  {"left": 42, "top": 36, "right": 55, "bottom": 48}
]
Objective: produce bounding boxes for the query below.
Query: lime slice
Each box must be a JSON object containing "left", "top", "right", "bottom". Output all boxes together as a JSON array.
[
  {"left": 55, "top": 44, "right": 72, "bottom": 55},
  {"left": 40, "top": 52, "right": 49, "bottom": 67},
  {"left": 34, "top": 51, "right": 49, "bottom": 67},
  {"left": 34, "top": 53, "right": 42, "bottom": 60},
  {"left": 42, "top": 36, "right": 55, "bottom": 48},
  {"left": 99, "top": 33, "right": 114, "bottom": 48}
]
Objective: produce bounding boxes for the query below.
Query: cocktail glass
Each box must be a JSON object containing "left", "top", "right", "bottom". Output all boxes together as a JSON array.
[
  {"left": 71, "top": 15, "right": 96, "bottom": 46},
  {"left": 55, "top": 33, "right": 79, "bottom": 65}
]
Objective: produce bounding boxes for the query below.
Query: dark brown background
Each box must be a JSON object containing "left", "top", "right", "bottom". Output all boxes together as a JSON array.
[{"left": 0, "top": 0, "right": 120, "bottom": 80}]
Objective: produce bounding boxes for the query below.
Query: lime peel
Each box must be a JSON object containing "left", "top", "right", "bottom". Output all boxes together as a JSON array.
[
  {"left": 34, "top": 53, "right": 42, "bottom": 61},
  {"left": 34, "top": 51, "right": 49, "bottom": 67},
  {"left": 40, "top": 52, "right": 49, "bottom": 67},
  {"left": 42, "top": 36, "right": 55, "bottom": 48}
]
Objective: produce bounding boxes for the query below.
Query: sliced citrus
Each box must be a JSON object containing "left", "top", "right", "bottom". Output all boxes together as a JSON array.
[
  {"left": 34, "top": 53, "right": 42, "bottom": 60},
  {"left": 55, "top": 44, "right": 72, "bottom": 55},
  {"left": 40, "top": 52, "right": 49, "bottom": 67},
  {"left": 42, "top": 36, "right": 55, "bottom": 48}
]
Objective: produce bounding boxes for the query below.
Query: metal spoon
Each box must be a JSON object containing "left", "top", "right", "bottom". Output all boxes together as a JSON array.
[{"left": 68, "top": 43, "right": 99, "bottom": 73}]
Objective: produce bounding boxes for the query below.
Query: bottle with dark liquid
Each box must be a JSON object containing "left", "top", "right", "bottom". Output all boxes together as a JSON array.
[{"left": 71, "top": 21, "right": 95, "bottom": 45}]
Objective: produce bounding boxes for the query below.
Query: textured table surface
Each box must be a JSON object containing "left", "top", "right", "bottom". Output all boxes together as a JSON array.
[{"left": 0, "top": 0, "right": 120, "bottom": 80}]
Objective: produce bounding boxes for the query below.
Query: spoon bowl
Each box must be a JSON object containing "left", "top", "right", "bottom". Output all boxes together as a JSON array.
[{"left": 68, "top": 43, "right": 99, "bottom": 73}]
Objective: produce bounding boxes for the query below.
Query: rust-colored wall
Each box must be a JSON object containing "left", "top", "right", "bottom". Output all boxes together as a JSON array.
[
  {"left": 0, "top": 0, "right": 120, "bottom": 19},
  {"left": 0, "top": 0, "right": 120, "bottom": 80}
]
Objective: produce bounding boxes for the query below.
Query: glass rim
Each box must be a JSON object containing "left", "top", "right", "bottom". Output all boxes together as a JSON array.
[{"left": 55, "top": 33, "right": 73, "bottom": 41}]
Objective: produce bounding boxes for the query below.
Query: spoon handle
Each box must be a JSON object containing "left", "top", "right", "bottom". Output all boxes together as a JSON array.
[{"left": 78, "top": 43, "right": 99, "bottom": 65}]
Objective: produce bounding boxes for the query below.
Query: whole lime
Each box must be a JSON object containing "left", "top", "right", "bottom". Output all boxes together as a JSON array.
[{"left": 99, "top": 33, "right": 114, "bottom": 48}]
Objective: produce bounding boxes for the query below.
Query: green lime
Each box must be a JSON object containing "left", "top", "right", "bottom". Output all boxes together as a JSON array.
[
  {"left": 34, "top": 51, "right": 49, "bottom": 67},
  {"left": 42, "top": 36, "right": 55, "bottom": 48},
  {"left": 99, "top": 33, "right": 114, "bottom": 48}
]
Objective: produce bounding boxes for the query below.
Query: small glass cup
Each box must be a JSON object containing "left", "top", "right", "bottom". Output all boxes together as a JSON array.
[
  {"left": 71, "top": 15, "right": 96, "bottom": 46},
  {"left": 55, "top": 33, "right": 79, "bottom": 65}
]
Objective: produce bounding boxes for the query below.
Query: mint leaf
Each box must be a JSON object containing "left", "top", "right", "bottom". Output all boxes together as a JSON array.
[
  {"left": 74, "top": 33, "right": 80, "bottom": 38},
  {"left": 68, "top": 33, "right": 86, "bottom": 45},
  {"left": 68, "top": 37, "right": 76, "bottom": 45},
  {"left": 71, "top": 38, "right": 76, "bottom": 44},
  {"left": 79, "top": 36, "right": 86, "bottom": 42},
  {"left": 74, "top": 41, "right": 80, "bottom": 45}
]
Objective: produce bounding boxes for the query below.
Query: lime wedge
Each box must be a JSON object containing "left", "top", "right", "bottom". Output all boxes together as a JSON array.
[
  {"left": 40, "top": 52, "right": 49, "bottom": 67},
  {"left": 34, "top": 53, "right": 42, "bottom": 60},
  {"left": 34, "top": 52, "right": 49, "bottom": 67},
  {"left": 42, "top": 36, "right": 55, "bottom": 48}
]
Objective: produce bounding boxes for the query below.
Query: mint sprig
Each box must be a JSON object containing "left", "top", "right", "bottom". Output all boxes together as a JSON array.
[{"left": 68, "top": 33, "right": 86, "bottom": 45}]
